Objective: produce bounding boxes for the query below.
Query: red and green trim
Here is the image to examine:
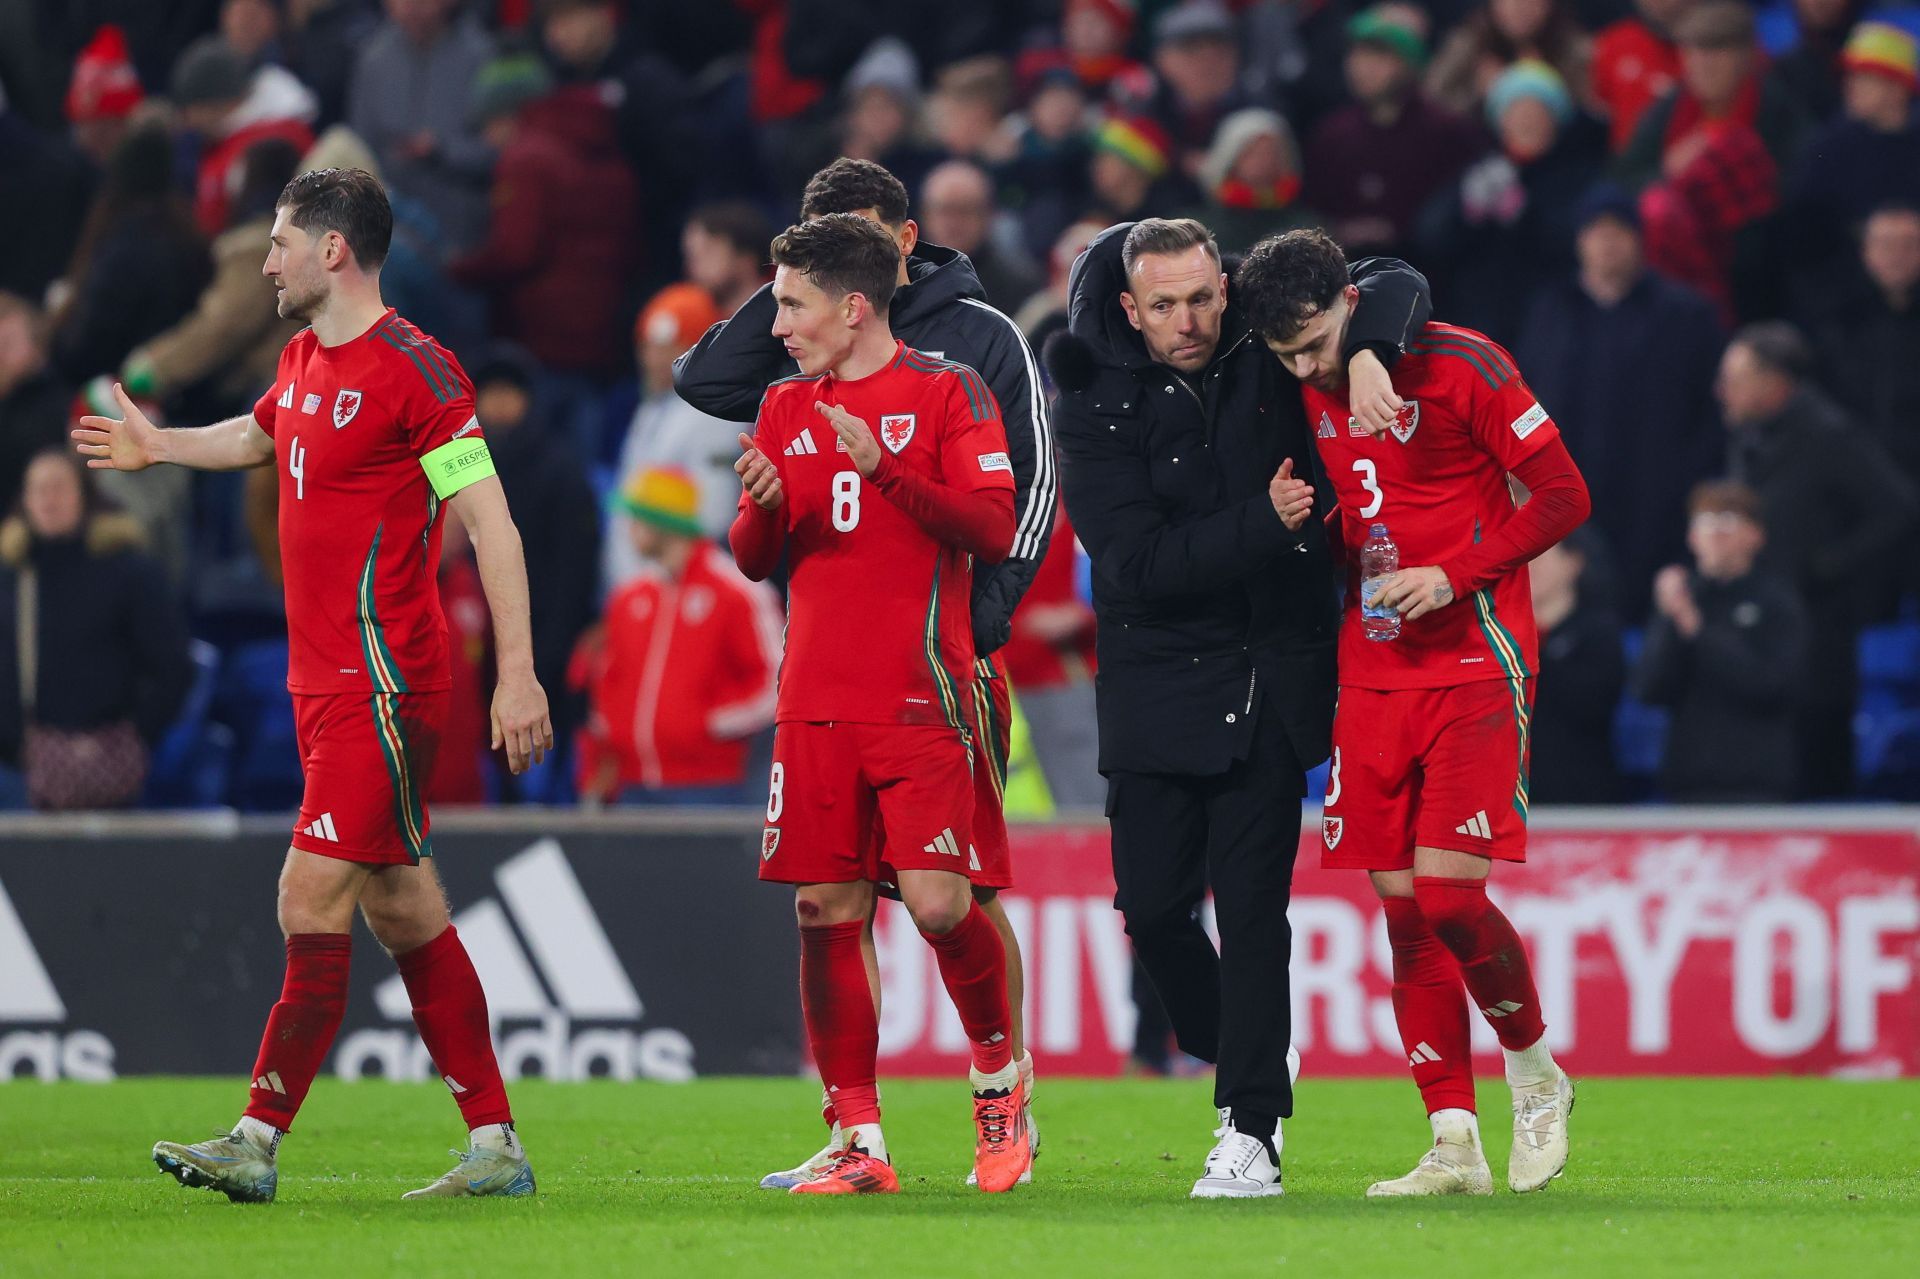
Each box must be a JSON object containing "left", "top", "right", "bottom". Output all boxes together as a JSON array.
[
  {"left": 357, "top": 525, "right": 409, "bottom": 694},
  {"left": 1408, "top": 327, "right": 1516, "bottom": 391},
  {"left": 922, "top": 557, "right": 965, "bottom": 734},
  {"left": 368, "top": 693, "right": 430, "bottom": 861}
]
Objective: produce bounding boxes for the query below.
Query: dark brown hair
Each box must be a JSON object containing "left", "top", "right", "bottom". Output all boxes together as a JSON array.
[
  {"left": 276, "top": 167, "right": 392, "bottom": 269},
  {"left": 800, "top": 158, "right": 911, "bottom": 225},
  {"left": 1120, "top": 217, "right": 1221, "bottom": 281},
  {"left": 770, "top": 213, "right": 901, "bottom": 313},
  {"left": 1688, "top": 479, "right": 1764, "bottom": 524},
  {"left": 1237, "top": 228, "right": 1352, "bottom": 342}
]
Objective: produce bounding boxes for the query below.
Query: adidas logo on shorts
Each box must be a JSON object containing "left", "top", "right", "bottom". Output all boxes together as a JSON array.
[
  {"left": 923, "top": 828, "right": 963, "bottom": 858},
  {"left": 302, "top": 812, "right": 340, "bottom": 842},
  {"left": 1453, "top": 810, "right": 1492, "bottom": 840}
]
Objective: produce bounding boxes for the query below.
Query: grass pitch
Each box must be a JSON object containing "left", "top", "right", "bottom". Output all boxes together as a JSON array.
[{"left": 1, "top": 1076, "right": 1915, "bottom": 1278}]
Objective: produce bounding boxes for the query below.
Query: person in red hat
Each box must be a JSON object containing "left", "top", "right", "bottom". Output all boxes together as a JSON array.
[
  {"left": 1788, "top": 20, "right": 1920, "bottom": 256},
  {"left": 66, "top": 25, "right": 146, "bottom": 167}
]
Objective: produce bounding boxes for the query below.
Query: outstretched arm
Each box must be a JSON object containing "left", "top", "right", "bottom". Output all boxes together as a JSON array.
[
  {"left": 73, "top": 383, "right": 275, "bottom": 472},
  {"left": 448, "top": 476, "right": 554, "bottom": 775}
]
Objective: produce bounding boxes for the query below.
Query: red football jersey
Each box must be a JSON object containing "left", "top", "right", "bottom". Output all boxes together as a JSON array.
[
  {"left": 252, "top": 310, "right": 481, "bottom": 694},
  {"left": 1304, "top": 323, "right": 1560, "bottom": 691},
  {"left": 752, "top": 342, "right": 1015, "bottom": 727}
]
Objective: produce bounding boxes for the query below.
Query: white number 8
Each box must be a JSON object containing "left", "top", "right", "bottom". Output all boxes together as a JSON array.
[
  {"left": 767, "top": 761, "right": 785, "bottom": 822},
  {"left": 1353, "top": 459, "right": 1383, "bottom": 519},
  {"left": 831, "top": 471, "right": 861, "bottom": 532}
]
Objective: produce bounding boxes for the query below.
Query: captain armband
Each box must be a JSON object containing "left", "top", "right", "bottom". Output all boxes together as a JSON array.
[{"left": 420, "top": 429, "right": 496, "bottom": 499}]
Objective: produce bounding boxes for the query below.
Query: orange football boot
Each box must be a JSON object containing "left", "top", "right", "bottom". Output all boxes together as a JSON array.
[
  {"left": 971, "top": 1080, "right": 1033, "bottom": 1192},
  {"left": 788, "top": 1145, "right": 900, "bottom": 1196}
]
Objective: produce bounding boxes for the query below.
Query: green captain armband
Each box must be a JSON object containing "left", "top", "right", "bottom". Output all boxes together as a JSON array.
[{"left": 421, "top": 434, "right": 496, "bottom": 499}]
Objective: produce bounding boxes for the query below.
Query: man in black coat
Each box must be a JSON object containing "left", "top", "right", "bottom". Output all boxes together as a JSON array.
[{"left": 1049, "top": 216, "right": 1429, "bottom": 1197}]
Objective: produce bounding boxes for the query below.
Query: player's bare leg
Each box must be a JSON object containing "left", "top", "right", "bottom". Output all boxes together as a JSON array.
[
  {"left": 154, "top": 849, "right": 369, "bottom": 1203},
  {"left": 896, "top": 869, "right": 1030, "bottom": 1193},
  {"left": 361, "top": 861, "right": 533, "bottom": 1199}
]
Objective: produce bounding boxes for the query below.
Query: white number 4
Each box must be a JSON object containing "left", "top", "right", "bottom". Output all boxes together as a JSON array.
[{"left": 290, "top": 437, "right": 307, "bottom": 500}]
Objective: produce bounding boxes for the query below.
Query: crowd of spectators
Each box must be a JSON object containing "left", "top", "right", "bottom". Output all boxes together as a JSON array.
[{"left": 2, "top": 0, "right": 1919, "bottom": 809}]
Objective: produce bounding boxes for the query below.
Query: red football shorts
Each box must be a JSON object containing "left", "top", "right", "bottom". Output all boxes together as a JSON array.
[
  {"left": 759, "top": 720, "right": 977, "bottom": 885},
  {"left": 1319, "top": 678, "right": 1534, "bottom": 870},
  {"left": 289, "top": 691, "right": 443, "bottom": 866},
  {"left": 871, "top": 659, "right": 1015, "bottom": 892}
]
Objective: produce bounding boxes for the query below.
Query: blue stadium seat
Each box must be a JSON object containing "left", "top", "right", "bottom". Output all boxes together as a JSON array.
[
  {"left": 144, "top": 640, "right": 233, "bottom": 809},
  {"left": 211, "top": 641, "right": 304, "bottom": 812},
  {"left": 1858, "top": 621, "right": 1920, "bottom": 699}
]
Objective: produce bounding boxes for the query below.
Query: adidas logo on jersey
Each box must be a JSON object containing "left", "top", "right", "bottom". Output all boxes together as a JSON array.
[
  {"left": 924, "top": 828, "right": 963, "bottom": 859},
  {"left": 302, "top": 812, "right": 340, "bottom": 842},
  {"left": 783, "top": 428, "right": 820, "bottom": 456},
  {"left": 277, "top": 382, "right": 296, "bottom": 409},
  {"left": 337, "top": 840, "right": 693, "bottom": 1083},
  {"left": 1317, "top": 411, "right": 1337, "bottom": 440},
  {"left": 1408, "top": 1041, "right": 1443, "bottom": 1066},
  {"left": 1453, "top": 810, "right": 1493, "bottom": 840}
]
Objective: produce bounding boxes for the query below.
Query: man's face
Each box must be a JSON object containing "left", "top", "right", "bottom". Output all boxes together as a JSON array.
[
  {"left": 921, "top": 168, "right": 992, "bottom": 255},
  {"left": 1346, "top": 45, "right": 1411, "bottom": 107},
  {"left": 1091, "top": 151, "right": 1150, "bottom": 213},
  {"left": 1844, "top": 70, "right": 1912, "bottom": 129},
  {"left": 1261, "top": 285, "right": 1359, "bottom": 394},
  {"left": 1863, "top": 210, "right": 1920, "bottom": 297},
  {"left": 386, "top": 0, "right": 451, "bottom": 44},
  {"left": 1638, "top": 0, "right": 1692, "bottom": 30},
  {"left": 22, "top": 454, "right": 84, "bottom": 541},
  {"left": 1577, "top": 215, "right": 1642, "bottom": 286},
  {"left": 1680, "top": 43, "right": 1751, "bottom": 106},
  {"left": 1688, "top": 509, "right": 1764, "bottom": 579},
  {"left": 1528, "top": 541, "right": 1582, "bottom": 612},
  {"left": 1155, "top": 36, "right": 1238, "bottom": 108},
  {"left": 222, "top": 0, "right": 281, "bottom": 59},
  {"left": 1498, "top": 96, "right": 1560, "bottom": 162},
  {"left": 630, "top": 518, "right": 665, "bottom": 562},
  {"left": 0, "top": 311, "right": 46, "bottom": 399},
  {"left": 476, "top": 381, "right": 530, "bottom": 433},
  {"left": 683, "top": 224, "right": 749, "bottom": 297},
  {"left": 1121, "top": 246, "right": 1228, "bottom": 374},
  {"left": 770, "top": 265, "right": 856, "bottom": 376},
  {"left": 263, "top": 207, "right": 330, "bottom": 321},
  {"left": 543, "top": 3, "right": 616, "bottom": 72},
  {"left": 1715, "top": 342, "right": 1786, "bottom": 425}
]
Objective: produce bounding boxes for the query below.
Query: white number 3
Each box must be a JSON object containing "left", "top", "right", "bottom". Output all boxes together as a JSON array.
[{"left": 1352, "top": 459, "right": 1382, "bottom": 519}]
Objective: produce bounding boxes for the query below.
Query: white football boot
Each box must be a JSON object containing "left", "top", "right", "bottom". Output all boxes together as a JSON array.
[
  {"left": 152, "top": 1129, "right": 278, "bottom": 1204},
  {"left": 1507, "top": 1070, "right": 1575, "bottom": 1192},
  {"left": 403, "top": 1129, "right": 536, "bottom": 1199},
  {"left": 761, "top": 1125, "right": 844, "bottom": 1191},
  {"left": 1367, "top": 1139, "right": 1494, "bottom": 1198}
]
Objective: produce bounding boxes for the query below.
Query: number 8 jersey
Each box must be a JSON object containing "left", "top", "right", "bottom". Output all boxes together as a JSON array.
[
  {"left": 1302, "top": 323, "right": 1561, "bottom": 691},
  {"left": 749, "top": 341, "right": 1015, "bottom": 727}
]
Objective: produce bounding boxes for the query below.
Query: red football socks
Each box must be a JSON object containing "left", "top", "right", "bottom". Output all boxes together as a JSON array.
[
  {"left": 244, "top": 933, "right": 352, "bottom": 1130},
  {"left": 397, "top": 925, "right": 513, "bottom": 1129},
  {"left": 1413, "top": 876, "right": 1548, "bottom": 1051},
  {"left": 921, "top": 902, "right": 1013, "bottom": 1075},
  {"left": 1382, "top": 896, "right": 1476, "bottom": 1114},
  {"left": 801, "top": 921, "right": 881, "bottom": 1129}
]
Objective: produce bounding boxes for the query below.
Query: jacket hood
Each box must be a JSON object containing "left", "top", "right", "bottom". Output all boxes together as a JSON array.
[
  {"left": 892, "top": 241, "right": 987, "bottom": 332},
  {"left": 522, "top": 85, "right": 621, "bottom": 155},
  {"left": 1, "top": 511, "right": 147, "bottom": 568},
  {"left": 1063, "top": 221, "right": 1148, "bottom": 371}
]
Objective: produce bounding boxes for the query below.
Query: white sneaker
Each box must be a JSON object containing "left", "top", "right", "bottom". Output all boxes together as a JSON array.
[
  {"left": 1508, "top": 1071, "right": 1575, "bottom": 1192},
  {"left": 152, "top": 1129, "right": 277, "bottom": 1204},
  {"left": 1189, "top": 1110, "right": 1283, "bottom": 1199},
  {"left": 403, "top": 1145, "right": 536, "bottom": 1198},
  {"left": 761, "top": 1126, "right": 843, "bottom": 1191},
  {"left": 1366, "top": 1139, "right": 1494, "bottom": 1197}
]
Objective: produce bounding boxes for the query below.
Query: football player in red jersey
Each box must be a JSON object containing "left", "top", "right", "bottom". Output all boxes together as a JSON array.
[
  {"left": 730, "top": 214, "right": 1031, "bottom": 1194},
  {"left": 1239, "top": 230, "right": 1591, "bottom": 1199},
  {"left": 75, "top": 169, "right": 551, "bottom": 1203}
]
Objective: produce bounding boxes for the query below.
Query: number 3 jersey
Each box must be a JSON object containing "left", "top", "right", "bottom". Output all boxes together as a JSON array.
[
  {"left": 252, "top": 309, "right": 491, "bottom": 694},
  {"left": 750, "top": 342, "right": 1015, "bottom": 727},
  {"left": 1301, "top": 323, "right": 1561, "bottom": 692}
]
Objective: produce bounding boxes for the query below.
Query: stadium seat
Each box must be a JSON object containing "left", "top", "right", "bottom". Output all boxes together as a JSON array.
[
  {"left": 211, "top": 641, "right": 304, "bottom": 812},
  {"left": 144, "top": 640, "right": 233, "bottom": 809},
  {"left": 1858, "top": 621, "right": 1920, "bottom": 699}
]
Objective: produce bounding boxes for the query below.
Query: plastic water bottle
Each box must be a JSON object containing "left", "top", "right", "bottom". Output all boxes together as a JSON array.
[{"left": 1360, "top": 523, "right": 1401, "bottom": 642}]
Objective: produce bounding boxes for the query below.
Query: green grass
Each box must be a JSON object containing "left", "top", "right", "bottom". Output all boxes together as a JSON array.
[{"left": 1, "top": 1077, "right": 1916, "bottom": 1277}]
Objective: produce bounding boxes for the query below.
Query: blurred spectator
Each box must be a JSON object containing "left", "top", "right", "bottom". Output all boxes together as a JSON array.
[
  {"left": 221, "top": 0, "right": 286, "bottom": 66},
  {"left": 347, "top": 0, "right": 496, "bottom": 251},
  {"left": 1, "top": 69, "right": 95, "bottom": 304},
  {"left": 576, "top": 466, "right": 781, "bottom": 805},
  {"left": 607, "top": 284, "right": 735, "bottom": 590},
  {"left": 1237, "top": 0, "right": 1363, "bottom": 132},
  {"left": 1786, "top": 21, "right": 1920, "bottom": 281},
  {"left": 49, "top": 125, "right": 211, "bottom": 386},
  {"left": 1012, "top": 218, "right": 1105, "bottom": 344},
  {"left": 829, "top": 37, "right": 942, "bottom": 198},
  {"left": 448, "top": 57, "right": 639, "bottom": 378},
  {"left": 1518, "top": 185, "right": 1723, "bottom": 615},
  {"left": 1426, "top": 0, "right": 1595, "bottom": 118},
  {"left": 1592, "top": 0, "right": 1689, "bottom": 153},
  {"left": 1114, "top": 1, "right": 1263, "bottom": 180},
  {"left": 1617, "top": 2, "right": 1806, "bottom": 191},
  {"left": 471, "top": 345, "right": 601, "bottom": 781},
  {"left": 999, "top": 507, "right": 1103, "bottom": 809},
  {"left": 65, "top": 24, "right": 146, "bottom": 167},
  {"left": 0, "top": 296, "right": 72, "bottom": 514},
  {"left": 1304, "top": 3, "right": 1489, "bottom": 255},
  {"left": 682, "top": 203, "right": 773, "bottom": 317},
  {"left": 282, "top": 0, "right": 380, "bottom": 129},
  {"left": 0, "top": 448, "right": 192, "bottom": 809},
  {"left": 1184, "top": 107, "right": 1317, "bottom": 255},
  {"left": 1719, "top": 321, "right": 1918, "bottom": 798},
  {"left": 993, "top": 67, "right": 1094, "bottom": 258},
  {"left": 115, "top": 138, "right": 303, "bottom": 417},
  {"left": 1032, "top": 0, "right": 1146, "bottom": 94},
  {"left": 1088, "top": 115, "right": 1193, "bottom": 221},
  {"left": 1528, "top": 528, "right": 1625, "bottom": 804},
  {"left": 38, "top": 3, "right": 224, "bottom": 104},
  {"left": 1631, "top": 480, "right": 1806, "bottom": 802},
  {"left": 428, "top": 512, "right": 492, "bottom": 805},
  {"left": 920, "top": 160, "right": 1043, "bottom": 310},
  {"left": 1417, "top": 60, "right": 1602, "bottom": 342},
  {"left": 1769, "top": 0, "right": 1870, "bottom": 123},
  {"left": 926, "top": 55, "right": 1015, "bottom": 165},
  {"left": 1807, "top": 205, "right": 1920, "bottom": 542},
  {"left": 169, "top": 34, "right": 317, "bottom": 236}
]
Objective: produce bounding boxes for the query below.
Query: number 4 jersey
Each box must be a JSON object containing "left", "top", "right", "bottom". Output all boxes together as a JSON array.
[
  {"left": 1302, "top": 322, "right": 1562, "bottom": 692},
  {"left": 750, "top": 341, "right": 1015, "bottom": 727},
  {"left": 252, "top": 309, "right": 494, "bottom": 694}
]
